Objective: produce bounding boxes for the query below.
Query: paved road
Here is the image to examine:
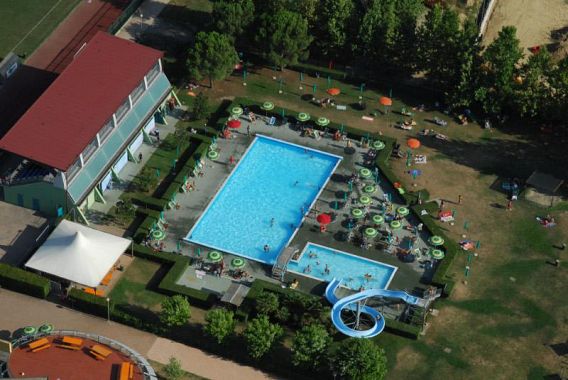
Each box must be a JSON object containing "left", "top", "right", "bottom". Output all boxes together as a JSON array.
[{"left": 0, "top": 289, "right": 276, "bottom": 380}]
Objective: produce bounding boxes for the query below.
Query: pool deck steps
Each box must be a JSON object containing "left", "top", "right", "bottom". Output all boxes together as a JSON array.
[{"left": 272, "top": 247, "right": 298, "bottom": 280}]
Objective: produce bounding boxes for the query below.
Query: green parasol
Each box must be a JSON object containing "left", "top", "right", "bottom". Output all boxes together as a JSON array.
[
  {"left": 38, "top": 324, "right": 54, "bottom": 334},
  {"left": 372, "top": 214, "right": 385, "bottom": 225},
  {"left": 397, "top": 207, "right": 410, "bottom": 216},
  {"left": 23, "top": 326, "right": 37, "bottom": 335},
  {"left": 152, "top": 229, "right": 166, "bottom": 241},
  {"left": 231, "top": 107, "right": 243, "bottom": 116},
  {"left": 231, "top": 258, "right": 246, "bottom": 268},
  {"left": 359, "top": 168, "right": 372, "bottom": 178},
  {"left": 207, "top": 150, "right": 219, "bottom": 160},
  {"left": 372, "top": 140, "right": 386, "bottom": 150},
  {"left": 364, "top": 227, "right": 378, "bottom": 237},
  {"left": 429, "top": 235, "right": 444, "bottom": 246},
  {"left": 430, "top": 249, "right": 445, "bottom": 259},
  {"left": 297, "top": 112, "right": 310, "bottom": 122},
  {"left": 351, "top": 208, "right": 365, "bottom": 218},
  {"left": 359, "top": 196, "right": 372, "bottom": 205},
  {"left": 363, "top": 184, "right": 376, "bottom": 194},
  {"left": 261, "top": 101, "right": 274, "bottom": 111},
  {"left": 208, "top": 251, "right": 223, "bottom": 263},
  {"left": 316, "top": 117, "right": 330, "bottom": 127},
  {"left": 390, "top": 220, "right": 402, "bottom": 229}
]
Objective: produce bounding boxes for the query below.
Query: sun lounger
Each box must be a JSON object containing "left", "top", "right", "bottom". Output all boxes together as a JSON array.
[
  {"left": 119, "top": 362, "right": 134, "bottom": 380},
  {"left": 414, "top": 155, "right": 427, "bottom": 164}
]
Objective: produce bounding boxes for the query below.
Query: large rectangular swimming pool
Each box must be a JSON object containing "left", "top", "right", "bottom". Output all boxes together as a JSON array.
[
  {"left": 287, "top": 243, "right": 397, "bottom": 290},
  {"left": 185, "top": 135, "right": 341, "bottom": 264}
]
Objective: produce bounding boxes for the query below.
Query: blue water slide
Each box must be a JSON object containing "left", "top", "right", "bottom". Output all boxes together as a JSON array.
[{"left": 325, "top": 278, "right": 421, "bottom": 338}]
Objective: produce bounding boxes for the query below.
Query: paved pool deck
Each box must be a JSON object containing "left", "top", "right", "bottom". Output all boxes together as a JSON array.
[{"left": 162, "top": 116, "right": 435, "bottom": 296}]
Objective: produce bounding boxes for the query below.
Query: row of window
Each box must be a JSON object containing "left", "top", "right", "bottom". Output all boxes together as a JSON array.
[{"left": 66, "top": 61, "right": 161, "bottom": 182}]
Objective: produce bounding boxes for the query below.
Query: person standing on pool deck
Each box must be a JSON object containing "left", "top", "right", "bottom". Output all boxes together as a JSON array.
[{"left": 264, "top": 244, "right": 270, "bottom": 253}]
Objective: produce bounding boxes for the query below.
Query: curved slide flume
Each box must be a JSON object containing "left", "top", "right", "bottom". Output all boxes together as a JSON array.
[{"left": 325, "top": 278, "right": 422, "bottom": 338}]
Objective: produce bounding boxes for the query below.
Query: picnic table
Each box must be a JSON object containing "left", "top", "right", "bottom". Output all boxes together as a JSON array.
[
  {"left": 57, "top": 336, "right": 83, "bottom": 350},
  {"left": 90, "top": 344, "right": 112, "bottom": 360},
  {"left": 29, "top": 338, "right": 50, "bottom": 352}
]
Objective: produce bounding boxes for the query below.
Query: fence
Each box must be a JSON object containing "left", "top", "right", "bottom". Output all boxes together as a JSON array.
[
  {"left": 9, "top": 330, "right": 157, "bottom": 379},
  {"left": 108, "top": 0, "right": 145, "bottom": 35},
  {"left": 477, "top": 0, "right": 497, "bottom": 37}
]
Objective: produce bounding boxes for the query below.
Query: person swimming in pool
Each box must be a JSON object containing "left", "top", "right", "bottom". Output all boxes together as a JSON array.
[
  {"left": 324, "top": 264, "right": 331, "bottom": 274},
  {"left": 264, "top": 244, "right": 270, "bottom": 253},
  {"left": 304, "top": 265, "right": 311, "bottom": 273},
  {"left": 270, "top": 218, "right": 275, "bottom": 227}
]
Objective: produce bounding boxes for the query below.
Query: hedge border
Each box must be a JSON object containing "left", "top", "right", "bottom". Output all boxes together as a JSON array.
[{"left": 0, "top": 263, "right": 51, "bottom": 299}]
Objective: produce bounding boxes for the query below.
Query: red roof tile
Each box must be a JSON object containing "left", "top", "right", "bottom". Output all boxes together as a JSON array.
[{"left": 0, "top": 32, "right": 163, "bottom": 170}]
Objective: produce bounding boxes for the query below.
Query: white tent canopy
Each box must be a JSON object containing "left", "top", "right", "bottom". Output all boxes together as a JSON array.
[{"left": 26, "top": 220, "right": 130, "bottom": 288}]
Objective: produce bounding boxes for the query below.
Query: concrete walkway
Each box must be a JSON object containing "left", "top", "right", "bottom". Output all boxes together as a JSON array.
[
  {"left": 116, "top": 0, "right": 172, "bottom": 42},
  {"left": 0, "top": 289, "right": 276, "bottom": 380}
]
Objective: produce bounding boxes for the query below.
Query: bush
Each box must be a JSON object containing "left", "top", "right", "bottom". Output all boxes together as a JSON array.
[
  {"left": 255, "top": 291, "right": 280, "bottom": 316},
  {"left": 292, "top": 324, "right": 331, "bottom": 370},
  {"left": 204, "top": 308, "right": 236, "bottom": 344},
  {"left": 383, "top": 319, "right": 421, "bottom": 340},
  {"left": 68, "top": 288, "right": 113, "bottom": 317},
  {"left": 243, "top": 315, "right": 284, "bottom": 360},
  {"left": 160, "top": 295, "right": 191, "bottom": 327},
  {"left": 164, "top": 356, "right": 184, "bottom": 380},
  {"left": 0, "top": 263, "right": 50, "bottom": 299}
]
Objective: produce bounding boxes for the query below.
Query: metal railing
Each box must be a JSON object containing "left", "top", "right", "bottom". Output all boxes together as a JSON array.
[{"left": 8, "top": 330, "right": 157, "bottom": 379}]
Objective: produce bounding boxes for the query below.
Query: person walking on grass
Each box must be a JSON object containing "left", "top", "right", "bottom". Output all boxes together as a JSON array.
[
  {"left": 458, "top": 194, "right": 462, "bottom": 204},
  {"left": 506, "top": 200, "right": 513, "bottom": 211}
]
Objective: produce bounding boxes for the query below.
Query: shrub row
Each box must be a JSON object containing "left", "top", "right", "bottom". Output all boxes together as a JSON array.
[
  {"left": 0, "top": 263, "right": 51, "bottom": 299},
  {"left": 383, "top": 319, "right": 422, "bottom": 340},
  {"left": 132, "top": 244, "right": 216, "bottom": 308},
  {"left": 68, "top": 288, "right": 114, "bottom": 317}
]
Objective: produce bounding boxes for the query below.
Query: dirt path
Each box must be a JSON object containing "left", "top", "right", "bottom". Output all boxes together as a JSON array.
[
  {"left": 0, "top": 289, "right": 276, "bottom": 380},
  {"left": 26, "top": 0, "right": 128, "bottom": 73},
  {"left": 483, "top": 0, "right": 568, "bottom": 48}
]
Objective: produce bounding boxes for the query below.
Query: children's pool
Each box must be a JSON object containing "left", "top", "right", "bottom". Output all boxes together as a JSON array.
[
  {"left": 185, "top": 135, "right": 341, "bottom": 264},
  {"left": 287, "top": 243, "right": 397, "bottom": 290}
]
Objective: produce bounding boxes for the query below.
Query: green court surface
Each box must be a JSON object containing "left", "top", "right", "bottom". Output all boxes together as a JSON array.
[{"left": 0, "top": 0, "right": 80, "bottom": 59}]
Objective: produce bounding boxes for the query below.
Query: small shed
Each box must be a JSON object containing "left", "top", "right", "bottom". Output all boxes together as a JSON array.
[
  {"left": 526, "top": 171, "right": 564, "bottom": 194},
  {"left": 220, "top": 283, "right": 250, "bottom": 307}
]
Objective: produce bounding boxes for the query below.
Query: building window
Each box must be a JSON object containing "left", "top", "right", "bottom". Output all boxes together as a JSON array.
[
  {"left": 82, "top": 137, "right": 98, "bottom": 163},
  {"left": 130, "top": 80, "right": 145, "bottom": 105},
  {"left": 66, "top": 158, "right": 81, "bottom": 182},
  {"left": 146, "top": 61, "right": 160, "bottom": 85},
  {"left": 115, "top": 98, "right": 130, "bottom": 123},
  {"left": 98, "top": 119, "right": 114, "bottom": 143}
]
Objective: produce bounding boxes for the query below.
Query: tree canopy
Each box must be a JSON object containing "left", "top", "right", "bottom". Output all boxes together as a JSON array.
[
  {"left": 204, "top": 308, "right": 236, "bottom": 344},
  {"left": 291, "top": 324, "right": 331, "bottom": 369},
  {"left": 211, "top": 0, "right": 255, "bottom": 41},
  {"left": 159, "top": 295, "right": 191, "bottom": 327},
  {"left": 186, "top": 31, "right": 239, "bottom": 88},
  {"left": 255, "top": 9, "right": 312, "bottom": 69},
  {"left": 243, "top": 315, "right": 283, "bottom": 360},
  {"left": 313, "top": 0, "right": 355, "bottom": 60},
  {"left": 329, "top": 339, "right": 388, "bottom": 380}
]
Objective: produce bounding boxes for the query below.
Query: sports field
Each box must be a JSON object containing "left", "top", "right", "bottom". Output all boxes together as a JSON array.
[{"left": 0, "top": 0, "right": 80, "bottom": 59}]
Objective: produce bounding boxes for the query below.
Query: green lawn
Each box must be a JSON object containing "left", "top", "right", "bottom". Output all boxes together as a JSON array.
[
  {"left": 0, "top": 0, "right": 80, "bottom": 58},
  {"left": 110, "top": 258, "right": 166, "bottom": 312}
]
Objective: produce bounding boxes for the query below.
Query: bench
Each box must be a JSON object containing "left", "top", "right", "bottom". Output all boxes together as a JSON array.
[
  {"left": 101, "top": 272, "right": 113, "bottom": 286},
  {"left": 56, "top": 344, "right": 81, "bottom": 350},
  {"left": 84, "top": 288, "right": 105, "bottom": 296},
  {"left": 118, "top": 362, "right": 134, "bottom": 380},
  {"left": 29, "top": 338, "right": 50, "bottom": 352},
  {"left": 90, "top": 344, "right": 112, "bottom": 361}
]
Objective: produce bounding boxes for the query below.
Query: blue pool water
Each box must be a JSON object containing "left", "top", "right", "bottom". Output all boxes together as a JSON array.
[
  {"left": 185, "top": 135, "right": 341, "bottom": 264},
  {"left": 287, "top": 243, "right": 397, "bottom": 290}
]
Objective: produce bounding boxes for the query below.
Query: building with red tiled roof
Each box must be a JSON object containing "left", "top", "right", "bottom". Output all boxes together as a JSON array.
[{"left": 0, "top": 32, "right": 172, "bottom": 219}]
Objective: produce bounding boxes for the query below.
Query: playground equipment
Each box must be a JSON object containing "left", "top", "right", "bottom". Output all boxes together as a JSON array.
[{"left": 325, "top": 278, "right": 425, "bottom": 338}]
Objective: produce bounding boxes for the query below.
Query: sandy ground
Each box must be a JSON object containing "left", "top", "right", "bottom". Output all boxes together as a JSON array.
[{"left": 483, "top": 0, "right": 568, "bottom": 48}]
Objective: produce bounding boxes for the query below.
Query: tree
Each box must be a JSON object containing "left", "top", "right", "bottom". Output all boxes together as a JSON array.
[
  {"left": 204, "top": 308, "right": 236, "bottom": 344},
  {"left": 313, "top": 0, "right": 355, "bottom": 60},
  {"left": 186, "top": 31, "right": 239, "bottom": 88},
  {"left": 546, "top": 56, "right": 568, "bottom": 120},
  {"left": 475, "top": 26, "right": 523, "bottom": 115},
  {"left": 329, "top": 339, "right": 388, "bottom": 380},
  {"left": 255, "top": 10, "right": 312, "bottom": 70},
  {"left": 163, "top": 356, "right": 184, "bottom": 380},
  {"left": 291, "top": 324, "right": 331, "bottom": 369},
  {"left": 211, "top": 0, "right": 255, "bottom": 41},
  {"left": 243, "top": 315, "right": 283, "bottom": 360},
  {"left": 513, "top": 48, "right": 554, "bottom": 118},
  {"left": 255, "top": 291, "right": 279, "bottom": 316},
  {"left": 191, "top": 92, "right": 210, "bottom": 120},
  {"left": 114, "top": 198, "right": 135, "bottom": 225},
  {"left": 160, "top": 295, "right": 191, "bottom": 327}
]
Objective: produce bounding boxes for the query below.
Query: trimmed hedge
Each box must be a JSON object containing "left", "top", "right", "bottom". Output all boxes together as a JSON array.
[
  {"left": 133, "top": 214, "right": 159, "bottom": 243},
  {"left": 68, "top": 288, "right": 114, "bottom": 317},
  {"left": 132, "top": 244, "right": 216, "bottom": 307},
  {"left": 384, "top": 319, "right": 422, "bottom": 340},
  {"left": 132, "top": 195, "right": 168, "bottom": 212},
  {"left": 0, "top": 263, "right": 50, "bottom": 299}
]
